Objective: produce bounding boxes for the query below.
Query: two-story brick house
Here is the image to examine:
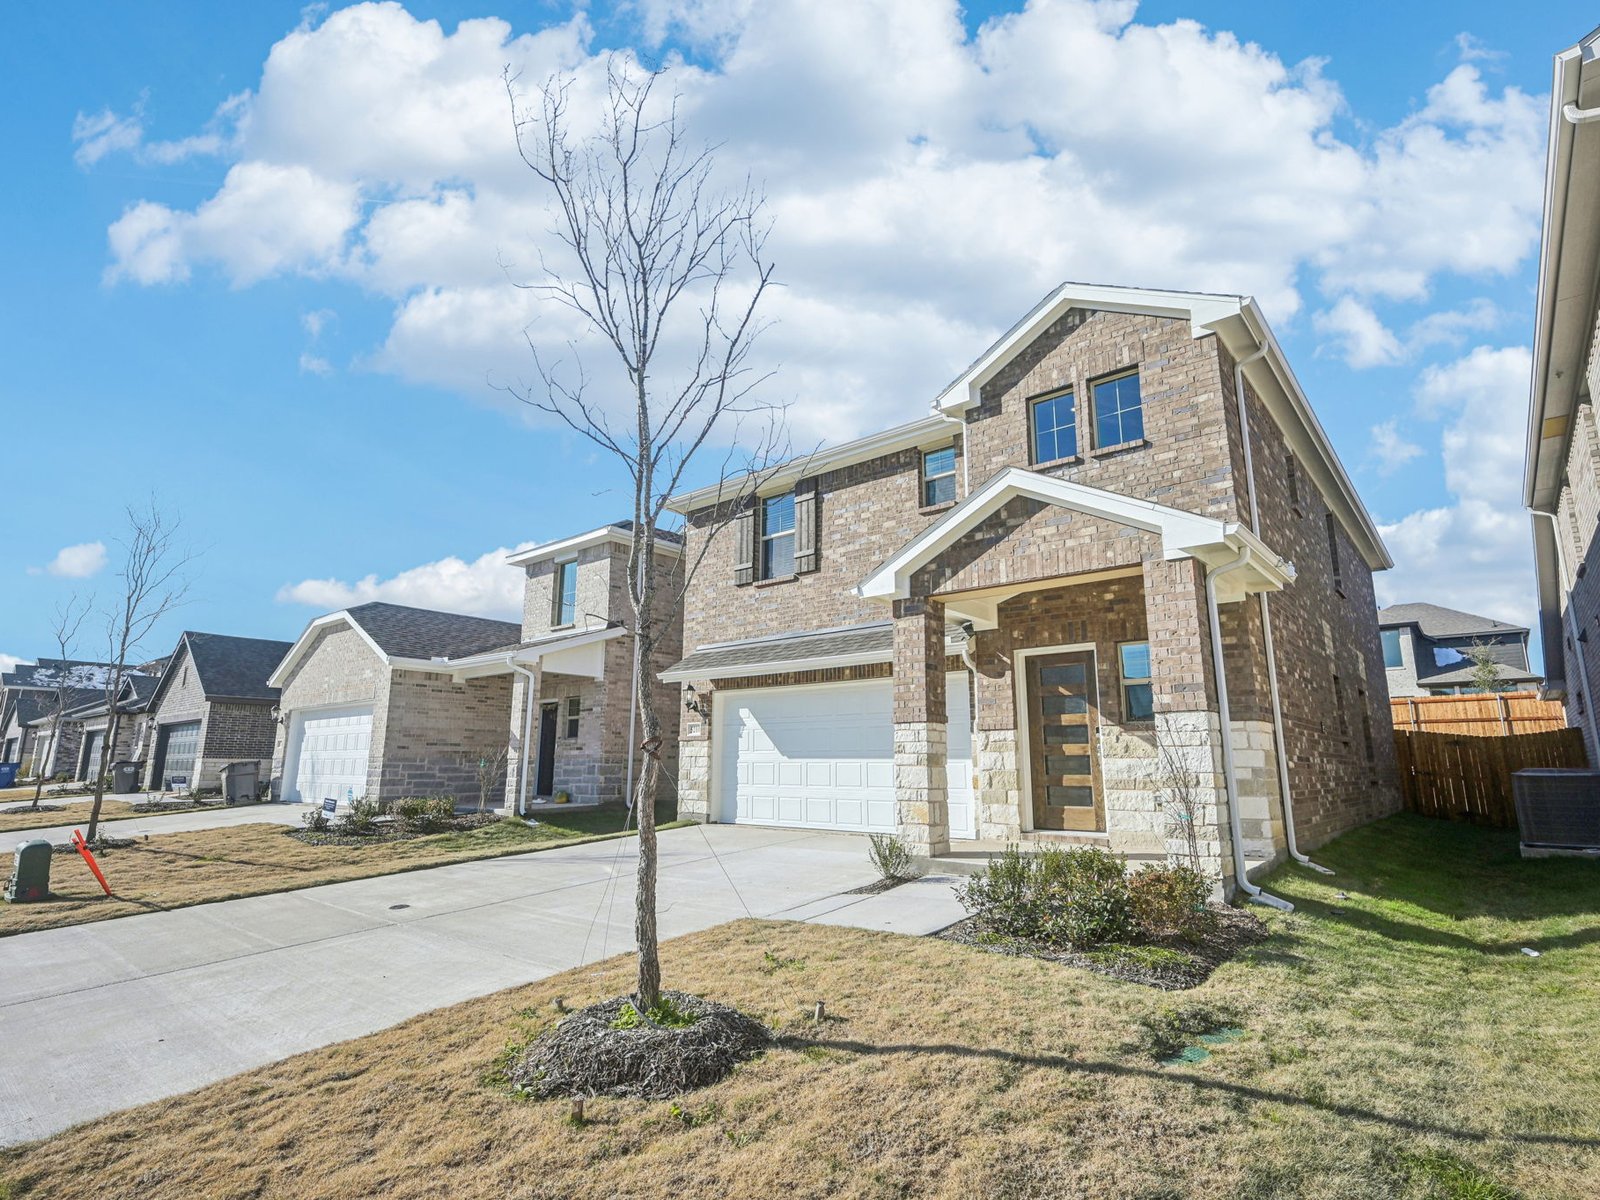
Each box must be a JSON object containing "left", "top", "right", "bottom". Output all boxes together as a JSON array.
[
  {"left": 1378, "top": 603, "right": 1539, "bottom": 697},
  {"left": 665, "top": 283, "right": 1400, "bottom": 896}
]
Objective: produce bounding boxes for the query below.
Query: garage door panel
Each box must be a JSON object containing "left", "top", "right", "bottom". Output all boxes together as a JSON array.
[{"left": 288, "top": 707, "right": 372, "bottom": 806}]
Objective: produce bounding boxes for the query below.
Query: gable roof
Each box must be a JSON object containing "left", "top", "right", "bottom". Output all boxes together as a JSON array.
[
  {"left": 1377, "top": 603, "right": 1527, "bottom": 640},
  {"left": 506, "top": 521, "right": 685, "bottom": 567},
  {"left": 147, "top": 631, "right": 295, "bottom": 710},
  {"left": 2, "top": 659, "right": 119, "bottom": 692},
  {"left": 268, "top": 602, "right": 524, "bottom": 688}
]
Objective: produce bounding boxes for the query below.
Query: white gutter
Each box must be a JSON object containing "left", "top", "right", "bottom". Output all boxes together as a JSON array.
[
  {"left": 936, "top": 411, "right": 971, "bottom": 498},
  {"left": 1233, "top": 330, "right": 1332, "bottom": 876},
  {"left": 1206, "top": 546, "right": 1294, "bottom": 912},
  {"left": 509, "top": 659, "right": 540, "bottom": 822},
  {"left": 1564, "top": 103, "right": 1600, "bottom": 124}
]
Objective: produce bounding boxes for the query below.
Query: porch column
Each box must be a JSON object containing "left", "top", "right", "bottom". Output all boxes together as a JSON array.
[
  {"left": 1141, "top": 556, "right": 1234, "bottom": 891},
  {"left": 893, "top": 598, "right": 950, "bottom": 856},
  {"left": 504, "top": 662, "right": 543, "bottom": 813}
]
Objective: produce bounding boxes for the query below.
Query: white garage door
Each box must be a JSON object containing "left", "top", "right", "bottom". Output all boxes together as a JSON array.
[
  {"left": 717, "top": 675, "right": 975, "bottom": 839},
  {"left": 287, "top": 706, "right": 373, "bottom": 806}
]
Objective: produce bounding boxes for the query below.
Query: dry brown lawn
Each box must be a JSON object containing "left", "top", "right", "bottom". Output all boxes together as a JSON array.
[
  {"left": 0, "top": 808, "right": 679, "bottom": 937},
  {"left": 0, "top": 797, "right": 224, "bottom": 834},
  {"left": 2, "top": 816, "right": 1597, "bottom": 1200}
]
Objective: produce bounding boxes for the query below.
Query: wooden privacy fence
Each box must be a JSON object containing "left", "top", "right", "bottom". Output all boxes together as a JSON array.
[
  {"left": 1393, "top": 727, "right": 1589, "bottom": 827},
  {"left": 1390, "top": 691, "right": 1568, "bottom": 737}
]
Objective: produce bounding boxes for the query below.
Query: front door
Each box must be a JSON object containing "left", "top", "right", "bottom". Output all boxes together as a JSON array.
[
  {"left": 535, "top": 702, "right": 559, "bottom": 797},
  {"left": 1026, "top": 650, "right": 1103, "bottom": 832}
]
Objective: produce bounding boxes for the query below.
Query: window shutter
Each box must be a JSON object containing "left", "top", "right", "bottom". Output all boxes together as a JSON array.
[
  {"left": 794, "top": 480, "right": 819, "bottom": 574},
  {"left": 733, "top": 505, "right": 756, "bottom": 586}
]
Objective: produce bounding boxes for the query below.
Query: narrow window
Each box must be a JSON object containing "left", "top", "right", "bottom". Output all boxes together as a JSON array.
[
  {"left": 565, "top": 695, "right": 581, "bottom": 738},
  {"left": 1381, "top": 628, "right": 1403, "bottom": 669},
  {"left": 1092, "top": 370, "right": 1144, "bottom": 448},
  {"left": 1286, "top": 453, "right": 1301, "bottom": 510},
  {"left": 552, "top": 560, "right": 578, "bottom": 626},
  {"left": 1119, "top": 641, "right": 1154, "bottom": 721},
  {"left": 761, "top": 493, "right": 795, "bottom": 579},
  {"left": 1325, "top": 513, "right": 1343, "bottom": 593},
  {"left": 1359, "top": 687, "right": 1374, "bottom": 763},
  {"left": 1333, "top": 674, "right": 1348, "bottom": 737},
  {"left": 921, "top": 446, "right": 957, "bottom": 507},
  {"left": 1029, "top": 390, "right": 1076, "bottom": 463}
]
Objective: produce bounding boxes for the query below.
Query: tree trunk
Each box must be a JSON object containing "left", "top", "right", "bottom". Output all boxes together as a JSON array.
[
  {"left": 29, "top": 719, "right": 58, "bottom": 809},
  {"left": 84, "top": 703, "right": 120, "bottom": 844}
]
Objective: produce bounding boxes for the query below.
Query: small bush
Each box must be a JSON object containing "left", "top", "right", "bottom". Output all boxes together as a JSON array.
[
  {"left": 1133, "top": 1002, "right": 1240, "bottom": 1059},
  {"left": 957, "top": 844, "right": 1133, "bottom": 949},
  {"left": 337, "top": 797, "right": 381, "bottom": 835},
  {"left": 866, "top": 833, "right": 914, "bottom": 881},
  {"left": 301, "top": 808, "right": 330, "bottom": 833},
  {"left": 1128, "top": 864, "right": 1215, "bottom": 941},
  {"left": 611, "top": 994, "right": 698, "bottom": 1031},
  {"left": 396, "top": 795, "right": 455, "bottom": 832}
]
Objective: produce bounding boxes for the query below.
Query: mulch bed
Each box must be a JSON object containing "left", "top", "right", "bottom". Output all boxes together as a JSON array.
[
  {"left": 938, "top": 904, "right": 1268, "bottom": 991},
  {"left": 509, "top": 991, "right": 772, "bottom": 1100},
  {"left": 127, "top": 800, "right": 224, "bottom": 814},
  {"left": 1, "top": 804, "right": 66, "bottom": 815},
  {"left": 288, "top": 812, "right": 502, "bottom": 847},
  {"left": 845, "top": 876, "right": 911, "bottom": 896}
]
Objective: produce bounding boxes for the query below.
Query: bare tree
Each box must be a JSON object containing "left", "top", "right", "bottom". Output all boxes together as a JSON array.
[
  {"left": 464, "top": 745, "right": 510, "bottom": 813},
  {"left": 28, "top": 597, "right": 95, "bottom": 809},
  {"left": 1155, "top": 740, "right": 1206, "bottom": 874},
  {"left": 84, "top": 502, "right": 192, "bottom": 843},
  {"left": 507, "top": 61, "right": 786, "bottom": 1009}
]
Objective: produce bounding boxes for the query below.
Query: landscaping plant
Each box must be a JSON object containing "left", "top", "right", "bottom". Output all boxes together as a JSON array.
[
  {"left": 957, "top": 844, "right": 1135, "bottom": 949},
  {"left": 396, "top": 795, "right": 456, "bottom": 833},
  {"left": 866, "top": 833, "right": 914, "bottom": 882},
  {"left": 1127, "top": 863, "right": 1215, "bottom": 942}
]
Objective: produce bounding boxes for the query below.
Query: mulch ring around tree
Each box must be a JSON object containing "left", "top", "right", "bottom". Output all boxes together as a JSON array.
[
  {"left": 288, "top": 812, "right": 502, "bottom": 847},
  {"left": 938, "top": 905, "right": 1268, "bottom": 991},
  {"left": 509, "top": 991, "right": 773, "bottom": 1100}
]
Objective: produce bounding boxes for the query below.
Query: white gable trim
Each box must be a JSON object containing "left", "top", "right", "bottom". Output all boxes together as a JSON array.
[
  {"left": 265, "top": 612, "right": 389, "bottom": 690},
  {"left": 425, "top": 624, "right": 628, "bottom": 682},
  {"left": 507, "top": 526, "right": 684, "bottom": 567},
  {"left": 855, "top": 467, "right": 1294, "bottom": 610}
]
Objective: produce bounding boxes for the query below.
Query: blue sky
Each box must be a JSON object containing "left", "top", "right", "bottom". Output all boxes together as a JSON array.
[{"left": 1, "top": 0, "right": 1594, "bottom": 673}]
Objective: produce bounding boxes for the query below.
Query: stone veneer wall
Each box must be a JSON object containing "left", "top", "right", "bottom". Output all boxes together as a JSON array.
[{"left": 378, "top": 670, "right": 513, "bottom": 805}]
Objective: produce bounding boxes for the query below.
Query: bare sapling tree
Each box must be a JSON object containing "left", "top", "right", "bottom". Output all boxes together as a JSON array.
[
  {"left": 465, "top": 745, "right": 510, "bottom": 813},
  {"left": 507, "top": 60, "right": 786, "bottom": 1010},
  {"left": 84, "top": 502, "right": 192, "bottom": 843},
  {"left": 1155, "top": 740, "right": 1206, "bottom": 874},
  {"left": 29, "top": 595, "right": 95, "bottom": 808}
]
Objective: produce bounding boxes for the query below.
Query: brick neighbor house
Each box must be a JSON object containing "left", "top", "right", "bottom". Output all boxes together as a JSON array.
[
  {"left": 0, "top": 660, "right": 135, "bottom": 779},
  {"left": 45, "top": 673, "right": 162, "bottom": 783},
  {"left": 1378, "top": 603, "right": 1539, "bottom": 698},
  {"left": 143, "top": 632, "right": 295, "bottom": 792},
  {"left": 664, "top": 283, "right": 1400, "bottom": 896},
  {"left": 1526, "top": 25, "right": 1600, "bottom": 765}
]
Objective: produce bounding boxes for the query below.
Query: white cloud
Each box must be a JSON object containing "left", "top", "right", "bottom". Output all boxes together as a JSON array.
[
  {"left": 1375, "top": 345, "right": 1534, "bottom": 629},
  {"left": 1368, "top": 420, "right": 1423, "bottom": 475},
  {"left": 276, "top": 542, "right": 535, "bottom": 619},
  {"left": 0, "top": 654, "right": 31, "bottom": 675},
  {"left": 298, "top": 352, "right": 333, "bottom": 375},
  {"left": 94, "top": 1, "right": 1547, "bottom": 443},
  {"left": 30, "top": 541, "right": 108, "bottom": 579},
  {"left": 72, "top": 108, "right": 144, "bottom": 167},
  {"left": 72, "top": 93, "right": 245, "bottom": 169},
  {"left": 1316, "top": 297, "right": 1405, "bottom": 368}
]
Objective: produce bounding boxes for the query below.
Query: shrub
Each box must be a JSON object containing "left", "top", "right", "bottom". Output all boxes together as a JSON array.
[
  {"left": 337, "top": 797, "right": 381, "bottom": 835},
  {"left": 866, "top": 833, "right": 914, "bottom": 881},
  {"left": 1128, "top": 864, "right": 1215, "bottom": 941},
  {"left": 957, "top": 844, "right": 1133, "bottom": 949},
  {"left": 301, "top": 808, "right": 330, "bottom": 833},
  {"left": 396, "top": 795, "right": 455, "bottom": 832},
  {"left": 1132, "top": 1002, "right": 1239, "bottom": 1059}
]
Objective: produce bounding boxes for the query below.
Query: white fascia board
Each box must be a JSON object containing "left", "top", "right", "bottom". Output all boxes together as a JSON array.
[
  {"left": 658, "top": 633, "right": 967, "bottom": 683},
  {"left": 934, "top": 284, "right": 1246, "bottom": 414},
  {"left": 266, "top": 612, "right": 389, "bottom": 689},
  {"left": 665, "top": 416, "right": 958, "bottom": 515},
  {"left": 857, "top": 467, "right": 1229, "bottom": 600},
  {"left": 507, "top": 527, "right": 684, "bottom": 568},
  {"left": 419, "top": 624, "right": 628, "bottom": 681}
]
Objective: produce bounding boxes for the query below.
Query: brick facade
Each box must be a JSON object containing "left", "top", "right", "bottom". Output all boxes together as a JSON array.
[
  {"left": 143, "top": 641, "right": 279, "bottom": 792},
  {"left": 674, "top": 302, "right": 1400, "bottom": 887}
]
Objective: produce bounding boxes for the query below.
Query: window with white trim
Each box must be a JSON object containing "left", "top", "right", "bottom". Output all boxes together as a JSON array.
[
  {"left": 565, "top": 695, "right": 580, "bottom": 738},
  {"left": 552, "top": 560, "right": 578, "bottom": 627},
  {"left": 1092, "top": 370, "right": 1144, "bottom": 448},
  {"left": 761, "top": 492, "right": 795, "bottom": 579},
  {"left": 922, "top": 446, "right": 957, "bottom": 506},
  {"left": 1119, "top": 641, "right": 1153, "bottom": 721},
  {"left": 1030, "top": 389, "right": 1077, "bottom": 463}
]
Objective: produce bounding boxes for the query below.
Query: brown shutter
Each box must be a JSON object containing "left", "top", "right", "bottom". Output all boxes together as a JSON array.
[
  {"left": 733, "top": 504, "right": 756, "bottom": 586},
  {"left": 794, "top": 479, "right": 820, "bottom": 574}
]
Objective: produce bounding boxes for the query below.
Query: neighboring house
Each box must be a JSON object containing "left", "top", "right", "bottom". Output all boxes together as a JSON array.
[
  {"left": 268, "top": 603, "right": 521, "bottom": 806},
  {"left": 665, "top": 282, "right": 1400, "bottom": 895},
  {"left": 1377, "top": 604, "right": 1539, "bottom": 697},
  {"left": 34, "top": 673, "right": 162, "bottom": 783},
  {"left": 1527, "top": 25, "right": 1600, "bottom": 765},
  {"left": 0, "top": 659, "right": 121, "bottom": 778},
  {"left": 143, "top": 633, "right": 294, "bottom": 792}
]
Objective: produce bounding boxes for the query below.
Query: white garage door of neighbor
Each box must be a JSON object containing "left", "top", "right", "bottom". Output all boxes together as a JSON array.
[
  {"left": 288, "top": 707, "right": 373, "bottom": 806},
  {"left": 716, "top": 676, "right": 974, "bottom": 839}
]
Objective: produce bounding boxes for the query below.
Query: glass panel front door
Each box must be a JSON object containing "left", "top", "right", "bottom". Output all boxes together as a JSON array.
[{"left": 1026, "top": 650, "right": 1103, "bottom": 832}]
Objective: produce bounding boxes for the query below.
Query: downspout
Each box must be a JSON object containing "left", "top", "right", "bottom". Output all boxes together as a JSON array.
[
  {"left": 1232, "top": 336, "right": 1333, "bottom": 874},
  {"left": 1206, "top": 547, "right": 1295, "bottom": 911},
  {"left": 937, "top": 412, "right": 971, "bottom": 497},
  {"left": 1563, "top": 103, "right": 1600, "bottom": 125},
  {"left": 509, "top": 658, "right": 540, "bottom": 823},
  {"left": 1530, "top": 507, "right": 1593, "bottom": 756}
]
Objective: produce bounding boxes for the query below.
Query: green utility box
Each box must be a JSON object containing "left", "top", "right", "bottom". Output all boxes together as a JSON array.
[{"left": 5, "top": 839, "right": 51, "bottom": 902}]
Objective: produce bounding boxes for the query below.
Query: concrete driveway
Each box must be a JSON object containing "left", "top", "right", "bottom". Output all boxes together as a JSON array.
[
  {"left": 0, "top": 823, "right": 963, "bottom": 1146},
  {"left": 1, "top": 802, "right": 317, "bottom": 855}
]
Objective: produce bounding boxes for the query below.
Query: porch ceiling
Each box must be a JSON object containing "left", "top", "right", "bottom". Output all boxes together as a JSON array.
[{"left": 856, "top": 467, "right": 1295, "bottom": 628}]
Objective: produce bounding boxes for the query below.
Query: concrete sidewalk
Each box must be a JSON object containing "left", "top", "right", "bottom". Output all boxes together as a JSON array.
[
  {"left": 0, "top": 823, "right": 961, "bottom": 1147},
  {"left": 0, "top": 802, "right": 316, "bottom": 854}
]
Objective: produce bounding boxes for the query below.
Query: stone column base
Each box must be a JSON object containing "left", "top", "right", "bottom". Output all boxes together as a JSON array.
[{"left": 895, "top": 721, "right": 950, "bottom": 856}]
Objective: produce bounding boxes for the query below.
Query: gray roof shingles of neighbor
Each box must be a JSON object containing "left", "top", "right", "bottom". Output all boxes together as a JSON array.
[
  {"left": 184, "top": 632, "right": 297, "bottom": 702},
  {"left": 343, "top": 602, "right": 524, "bottom": 662},
  {"left": 1377, "top": 602, "right": 1525, "bottom": 640},
  {"left": 665, "top": 621, "right": 895, "bottom": 678}
]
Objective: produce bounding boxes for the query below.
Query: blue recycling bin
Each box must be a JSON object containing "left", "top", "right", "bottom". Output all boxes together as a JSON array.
[{"left": 0, "top": 763, "right": 19, "bottom": 788}]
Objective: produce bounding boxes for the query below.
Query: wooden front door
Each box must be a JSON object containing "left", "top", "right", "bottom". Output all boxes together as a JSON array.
[{"left": 1026, "top": 650, "right": 1103, "bottom": 832}]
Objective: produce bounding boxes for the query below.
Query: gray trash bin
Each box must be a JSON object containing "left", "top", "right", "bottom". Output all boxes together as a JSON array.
[
  {"left": 220, "top": 761, "right": 260, "bottom": 805},
  {"left": 111, "top": 760, "right": 141, "bottom": 795}
]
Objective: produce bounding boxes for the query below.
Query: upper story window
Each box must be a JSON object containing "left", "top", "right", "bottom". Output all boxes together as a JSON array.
[
  {"left": 1119, "top": 641, "right": 1153, "bottom": 721},
  {"left": 1325, "top": 513, "right": 1343, "bottom": 595},
  {"left": 1092, "top": 370, "right": 1143, "bottom": 448},
  {"left": 1381, "top": 629, "right": 1403, "bottom": 669},
  {"left": 761, "top": 492, "right": 795, "bottom": 579},
  {"left": 552, "top": 559, "right": 578, "bottom": 627},
  {"left": 1030, "top": 389, "right": 1077, "bottom": 463},
  {"left": 922, "top": 446, "right": 957, "bottom": 507}
]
